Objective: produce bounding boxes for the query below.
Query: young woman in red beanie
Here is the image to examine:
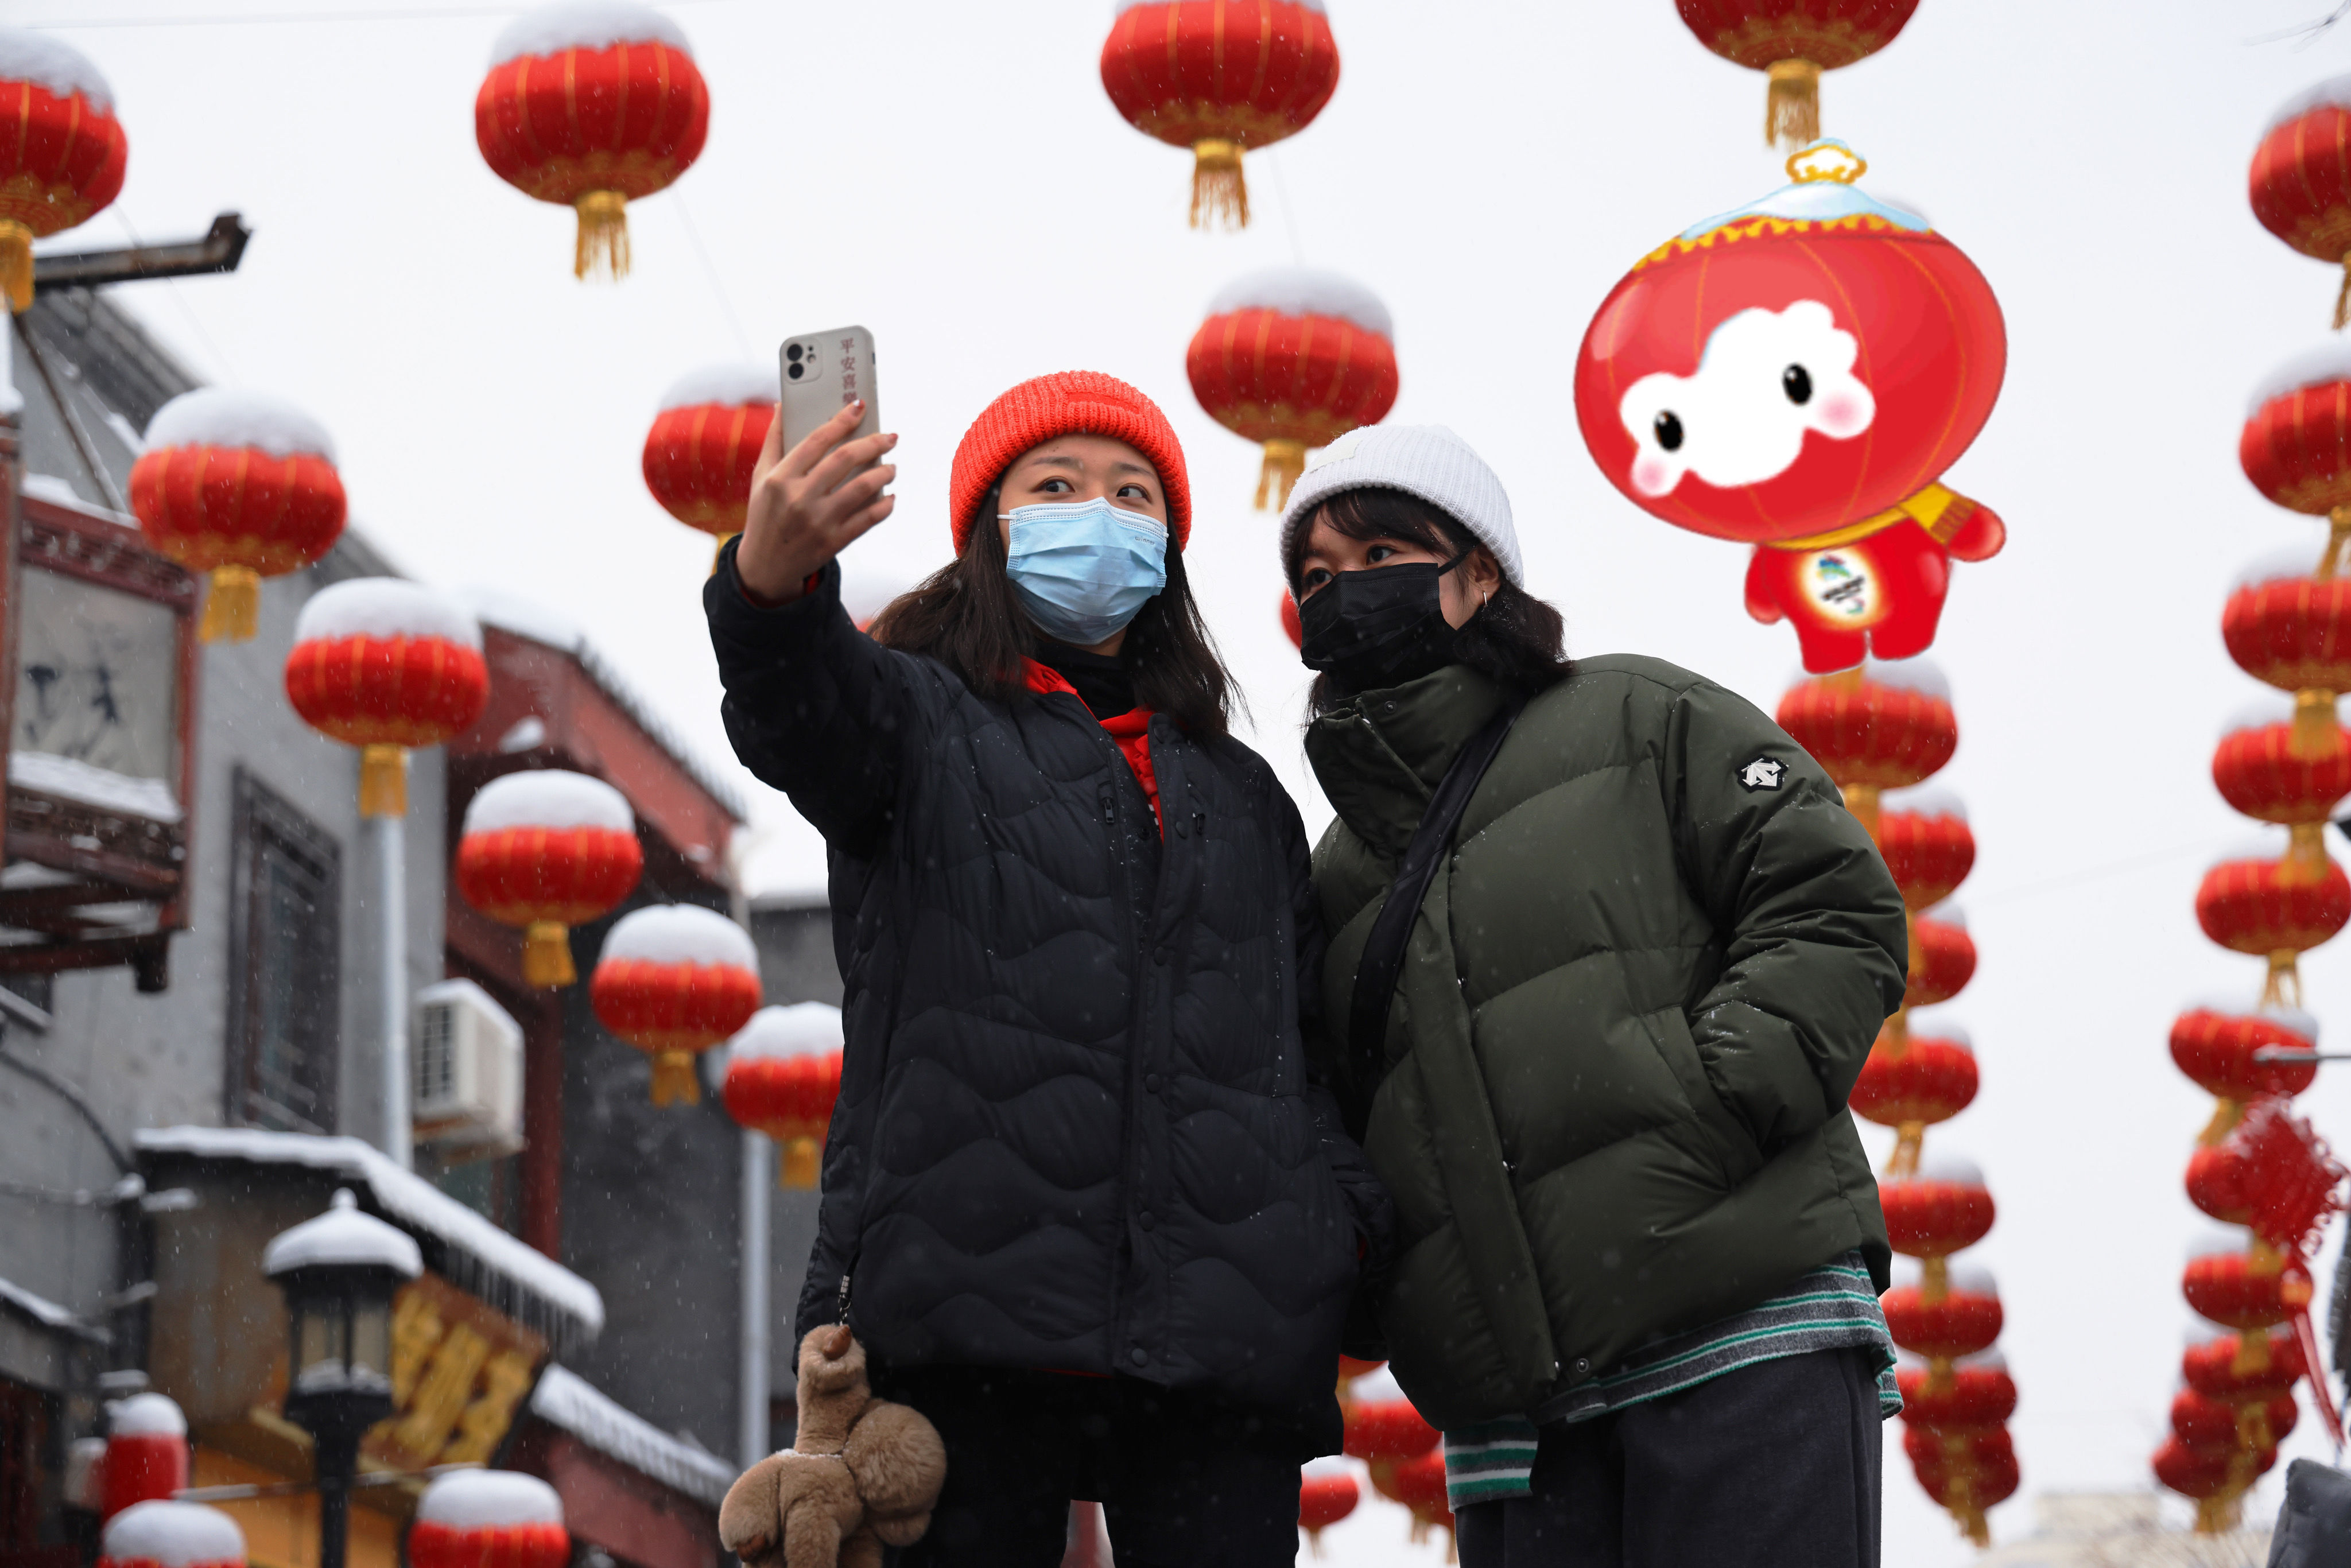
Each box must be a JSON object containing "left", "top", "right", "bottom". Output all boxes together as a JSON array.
[{"left": 705, "top": 372, "right": 1390, "bottom": 1567}]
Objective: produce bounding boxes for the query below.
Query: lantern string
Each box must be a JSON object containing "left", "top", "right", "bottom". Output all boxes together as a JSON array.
[{"left": 670, "top": 192, "right": 755, "bottom": 360}]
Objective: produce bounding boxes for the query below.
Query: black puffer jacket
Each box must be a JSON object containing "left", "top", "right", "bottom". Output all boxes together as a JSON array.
[{"left": 705, "top": 549, "right": 1390, "bottom": 1433}]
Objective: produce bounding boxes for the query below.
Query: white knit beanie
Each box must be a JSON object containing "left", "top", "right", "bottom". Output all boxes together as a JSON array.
[{"left": 1278, "top": 424, "right": 1522, "bottom": 585}]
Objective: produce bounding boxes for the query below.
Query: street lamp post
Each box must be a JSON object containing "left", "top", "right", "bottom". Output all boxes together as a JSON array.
[{"left": 262, "top": 1189, "right": 421, "bottom": 1568}]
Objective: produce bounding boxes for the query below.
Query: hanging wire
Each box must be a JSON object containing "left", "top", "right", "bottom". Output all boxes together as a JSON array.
[
  {"left": 102, "top": 207, "right": 240, "bottom": 383},
  {"left": 670, "top": 191, "right": 755, "bottom": 360},
  {"left": 1262, "top": 146, "right": 1308, "bottom": 267}
]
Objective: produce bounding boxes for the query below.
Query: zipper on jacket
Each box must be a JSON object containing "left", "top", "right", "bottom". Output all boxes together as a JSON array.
[{"left": 836, "top": 1270, "right": 852, "bottom": 1325}]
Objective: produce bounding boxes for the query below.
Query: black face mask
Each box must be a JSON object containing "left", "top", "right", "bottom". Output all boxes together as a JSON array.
[{"left": 1298, "top": 550, "right": 1473, "bottom": 693}]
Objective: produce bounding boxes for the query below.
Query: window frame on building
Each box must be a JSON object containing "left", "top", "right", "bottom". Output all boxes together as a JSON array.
[{"left": 224, "top": 768, "right": 342, "bottom": 1134}]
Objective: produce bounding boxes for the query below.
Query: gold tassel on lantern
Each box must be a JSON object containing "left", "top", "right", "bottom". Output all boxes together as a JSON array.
[
  {"left": 523, "top": 920, "right": 576, "bottom": 988},
  {"left": 2290, "top": 688, "right": 2340, "bottom": 758},
  {"left": 573, "top": 191, "right": 632, "bottom": 281},
  {"left": 199, "top": 565, "right": 262, "bottom": 643},
  {"left": 1764, "top": 59, "right": 1822, "bottom": 150},
  {"left": 1256, "top": 438, "right": 1308, "bottom": 510},
  {"left": 359, "top": 744, "right": 409, "bottom": 818},
  {"left": 1190, "top": 138, "right": 1248, "bottom": 230},
  {"left": 650, "top": 1048, "right": 701, "bottom": 1107},
  {"left": 781, "top": 1135, "right": 821, "bottom": 1190},
  {"left": 2334, "top": 252, "right": 2351, "bottom": 332},
  {"left": 0, "top": 219, "right": 33, "bottom": 314}
]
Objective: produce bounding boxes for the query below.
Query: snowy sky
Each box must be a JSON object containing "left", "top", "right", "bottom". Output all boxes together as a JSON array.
[{"left": 24, "top": 0, "right": 2351, "bottom": 1558}]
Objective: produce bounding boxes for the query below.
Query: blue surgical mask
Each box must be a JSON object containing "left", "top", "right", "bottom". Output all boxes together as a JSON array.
[{"left": 1000, "top": 497, "right": 1169, "bottom": 646}]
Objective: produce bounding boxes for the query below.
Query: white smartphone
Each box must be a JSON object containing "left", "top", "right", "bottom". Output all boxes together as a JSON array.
[{"left": 779, "top": 325, "right": 880, "bottom": 490}]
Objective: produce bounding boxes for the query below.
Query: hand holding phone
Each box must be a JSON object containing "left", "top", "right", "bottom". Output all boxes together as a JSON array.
[{"left": 736, "top": 331, "right": 895, "bottom": 606}]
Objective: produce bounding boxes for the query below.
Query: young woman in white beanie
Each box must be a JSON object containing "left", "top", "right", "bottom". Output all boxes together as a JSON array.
[{"left": 1283, "top": 425, "right": 1907, "bottom": 1567}]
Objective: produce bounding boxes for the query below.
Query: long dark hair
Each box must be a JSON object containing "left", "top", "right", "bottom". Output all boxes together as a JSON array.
[
  {"left": 867, "top": 483, "right": 1235, "bottom": 737},
  {"left": 1282, "top": 486, "right": 1572, "bottom": 715}
]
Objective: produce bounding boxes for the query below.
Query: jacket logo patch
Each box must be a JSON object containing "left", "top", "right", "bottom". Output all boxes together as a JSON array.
[{"left": 1739, "top": 757, "right": 1784, "bottom": 792}]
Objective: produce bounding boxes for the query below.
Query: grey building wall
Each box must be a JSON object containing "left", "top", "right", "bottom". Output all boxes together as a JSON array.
[
  {"left": 750, "top": 895, "right": 835, "bottom": 1404},
  {"left": 0, "top": 289, "right": 446, "bottom": 1383}
]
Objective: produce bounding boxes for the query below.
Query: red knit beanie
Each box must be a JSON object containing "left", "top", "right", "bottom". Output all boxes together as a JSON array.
[{"left": 948, "top": 371, "right": 1192, "bottom": 553}]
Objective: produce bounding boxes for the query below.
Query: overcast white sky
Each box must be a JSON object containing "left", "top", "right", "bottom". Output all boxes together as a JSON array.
[{"left": 28, "top": 0, "right": 2351, "bottom": 1558}]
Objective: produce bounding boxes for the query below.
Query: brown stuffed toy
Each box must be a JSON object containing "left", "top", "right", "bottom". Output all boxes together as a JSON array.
[{"left": 719, "top": 1325, "right": 947, "bottom": 1568}]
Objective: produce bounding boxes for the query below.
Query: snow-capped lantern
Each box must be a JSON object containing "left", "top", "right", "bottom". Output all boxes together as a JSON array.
[
  {"left": 98, "top": 1501, "right": 243, "bottom": 1568},
  {"left": 2226, "top": 552, "right": 2351, "bottom": 764},
  {"left": 2154, "top": 1434, "right": 2269, "bottom": 1533},
  {"left": 1773, "top": 657, "right": 1956, "bottom": 832},
  {"left": 2171, "top": 1003, "right": 2320, "bottom": 1143},
  {"left": 1674, "top": 0, "right": 1919, "bottom": 148},
  {"left": 1099, "top": 0, "right": 1338, "bottom": 230},
  {"left": 1897, "top": 1351, "right": 2016, "bottom": 1431},
  {"left": 2183, "top": 1321, "right": 2302, "bottom": 1404},
  {"left": 1879, "top": 1152, "right": 1993, "bottom": 1284},
  {"left": 1297, "top": 1458, "right": 1357, "bottom": 1553},
  {"left": 456, "top": 770, "right": 643, "bottom": 988},
  {"left": 410, "top": 1470, "right": 568, "bottom": 1568},
  {"left": 2182, "top": 1229, "right": 2310, "bottom": 1336},
  {"left": 475, "top": 1, "right": 710, "bottom": 280},
  {"left": 2171, "top": 1385, "right": 2295, "bottom": 1452},
  {"left": 1906, "top": 908, "right": 1975, "bottom": 1010},
  {"left": 1875, "top": 787, "right": 1972, "bottom": 909},
  {"left": 589, "top": 904, "right": 762, "bottom": 1106},
  {"left": 0, "top": 31, "right": 126, "bottom": 311},
  {"left": 1576, "top": 142, "right": 2005, "bottom": 673},
  {"left": 1881, "top": 1259, "right": 2000, "bottom": 1364},
  {"left": 720, "top": 1003, "right": 844, "bottom": 1189},
  {"left": 1850, "top": 1023, "right": 1974, "bottom": 1174},
  {"left": 1186, "top": 267, "right": 1398, "bottom": 509},
  {"left": 1341, "top": 1366, "right": 1437, "bottom": 1470},
  {"left": 285, "top": 580, "right": 490, "bottom": 818},
  {"left": 642, "top": 364, "right": 777, "bottom": 550},
  {"left": 2250, "top": 78, "right": 2351, "bottom": 328},
  {"left": 2194, "top": 838, "right": 2351, "bottom": 1010},
  {"left": 1909, "top": 1427, "right": 2016, "bottom": 1547},
  {"left": 2213, "top": 700, "right": 2351, "bottom": 872},
  {"left": 1377, "top": 1448, "right": 1454, "bottom": 1552},
  {"left": 100, "top": 1395, "right": 187, "bottom": 1523},
  {"left": 129, "top": 390, "right": 347, "bottom": 644}
]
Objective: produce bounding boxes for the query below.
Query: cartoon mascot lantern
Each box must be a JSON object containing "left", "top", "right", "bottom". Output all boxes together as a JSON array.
[{"left": 1574, "top": 142, "right": 2008, "bottom": 673}]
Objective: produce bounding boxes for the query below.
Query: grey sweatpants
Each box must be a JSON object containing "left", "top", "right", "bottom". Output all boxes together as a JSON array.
[{"left": 1454, "top": 1347, "right": 1884, "bottom": 1568}]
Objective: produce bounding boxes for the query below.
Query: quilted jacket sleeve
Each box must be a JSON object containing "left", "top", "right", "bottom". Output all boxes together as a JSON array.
[
  {"left": 1281, "top": 778, "right": 1396, "bottom": 1321},
  {"left": 703, "top": 544, "right": 929, "bottom": 858},
  {"left": 1665, "top": 676, "right": 1907, "bottom": 1158}
]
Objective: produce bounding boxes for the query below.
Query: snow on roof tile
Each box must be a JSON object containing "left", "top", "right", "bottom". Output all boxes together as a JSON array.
[
  {"left": 454, "top": 587, "right": 748, "bottom": 824},
  {"left": 527, "top": 1365, "right": 734, "bottom": 1505},
  {"left": 133, "top": 1127, "right": 603, "bottom": 1344},
  {"left": 0, "top": 1274, "right": 109, "bottom": 1344}
]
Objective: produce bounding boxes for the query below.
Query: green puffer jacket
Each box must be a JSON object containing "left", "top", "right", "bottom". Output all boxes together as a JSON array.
[{"left": 1308, "top": 655, "right": 1906, "bottom": 1431}]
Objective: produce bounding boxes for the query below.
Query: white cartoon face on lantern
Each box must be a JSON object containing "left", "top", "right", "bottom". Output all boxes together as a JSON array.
[{"left": 1617, "top": 301, "right": 1876, "bottom": 498}]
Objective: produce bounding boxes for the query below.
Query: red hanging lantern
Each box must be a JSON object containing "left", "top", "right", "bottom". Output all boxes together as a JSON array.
[
  {"left": 2225, "top": 553, "right": 2351, "bottom": 762},
  {"left": 1297, "top": 1460, "right": 1357, "bottom": 1553},
  {"left": 475, "top": 2, "right": 710, "bottom": 280},
  {"left": 1674, "top": 1, "right": 1919, "bottom": 147},
  {"left": 2154, "top": 1434, "right": 2279, "bottom": 1532},
  {"left": 2250, "top": 81, "right": 2351, "bottom": 328},
  {"left": 1376, "top": 1449, "right": 1454, "bottom": 1552},
  {"left": 409, "top": 1471, "right": 568, "bottom": 1568},
  {"left": 1906, "top": 909, "right": 1975, "bottom": 1009},
  {"left": 1875, "top": 789, "right": 1973, "bottom": 909},
  {"left": 720, "top": 1003, "right": 844, "bottom": 1189},
  {"left": 1910, "top": 1436, "right": 2018, "bottom": 1547},
  {"left": 1881, "top": 1260, "right": 2000, "bottom": 1363},
  {"left": 1281, "top": 592, "right": 1303, "bottom": 650},
  {"left": 1897, "top": 1352, "right": 2016, "bottom": 1430},
  {"left": 98, "top": 1503, "right": 243, "bottom": 1568},
  {"left": 2213, "top": 704, "right": 2351, "bottom": 873},
  {"left": 0, "top": 34, "right": 126, "bottom": 311},
  {"left": 1576, "top": 143, "right": 2006, "bottom": 673},
  {"left": 1186, "top": 267, "right": 1398, "bottom": 508},
  {"left": 1099, "top": 0, "right": 1339, "bottom": 229},
  {"left": 2183, "top": 1323, "right": 2302, "bottom": 1403},
  {"left": 1775, "top": 658, "right": 1956, "bottom": 830},
  {"left": 2168, "top": 1386, "right": 2297, "bottom": 1452},
  {"left": 1850, "top": 1024, "right": 1974, "bottom": 1173},
  {"left": 129, "top": 390, "right": 347, "bottom": 644},
  {"left": 456, "top": 770, "right": 643, "bottom": 988},
  {"left": 1902, "top": 1420, "right": 2010, "bottom": 1475},
  {"left": 2183, "top": 1233, "right": 2311, "bottom": 1335},
  {"left": 2170, "top": 1004, "right": 2319, "bottom": 1143},
  {"left": 2194, "top": 843, "right": 2351, "bottom": 1008},
  {"left": 100, "top": 1396, "right": 186, "bottom": 1523},
  {"left": 1879, "top": 1153, "right": 1994, "bottom": 1279},
  {"left": 1340, "top": 1369, "right": 1438, "bottom": 1467},
  {"left": 285, "top": 580, "right": 489, "bottom": 818},
  {"left": 590, "top": 904, "right": 762, "bottom": 1107},
  {"left": 642, "top": 364, "right": 777, "bottom": 550}
]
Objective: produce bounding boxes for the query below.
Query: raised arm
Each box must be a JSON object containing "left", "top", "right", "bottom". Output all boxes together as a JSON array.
[{"left": 1666, "top": 677, "right": 1907, "bottom": 1158}]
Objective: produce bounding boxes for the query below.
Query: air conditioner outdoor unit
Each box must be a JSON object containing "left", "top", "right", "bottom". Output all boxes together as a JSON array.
[{"left": 413, "top": 979, "right": 524, "bottom": 1159}]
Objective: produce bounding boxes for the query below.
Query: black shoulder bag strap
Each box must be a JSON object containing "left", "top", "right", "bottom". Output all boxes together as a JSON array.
[{"left": 1347, "top": 695, "right": 1526, "bottom": 1072}]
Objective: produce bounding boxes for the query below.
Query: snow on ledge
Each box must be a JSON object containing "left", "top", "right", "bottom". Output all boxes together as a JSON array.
[
  {"left": 133, "top": 1127, "right": 603, "bottom": 1343},
  {"left": 490, "top": 1, "right": 690, "bottom": 67},
  {"left": 529, "top": 1365, "right": 734, "bottom": 1505},
  {"left": 0, "top": 1274, "right": 109, "bottom": 1344},
  {"left": 10, "top": 752, "right": 180, "bottom": 824}
]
